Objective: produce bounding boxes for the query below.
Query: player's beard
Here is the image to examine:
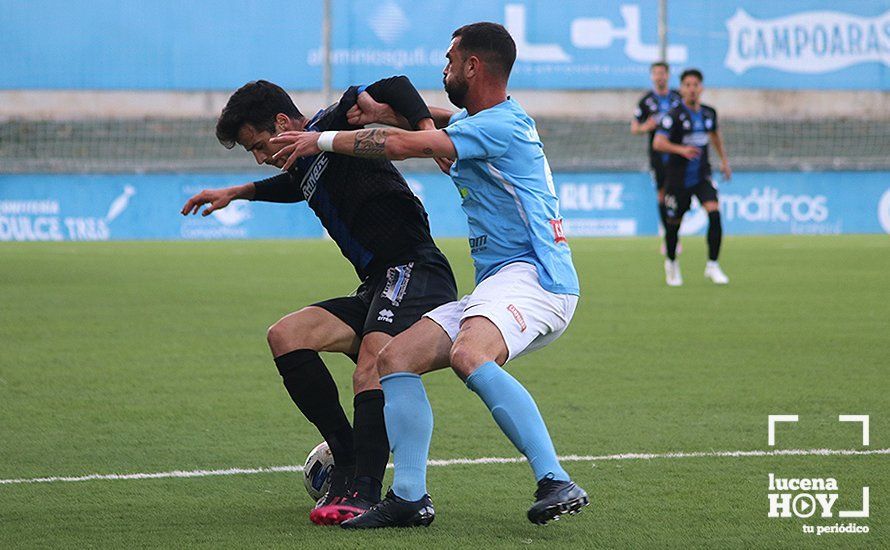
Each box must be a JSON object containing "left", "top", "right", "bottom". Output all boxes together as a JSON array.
[{"left": 444, "top": 75, "right": 468, "bottom": 108}]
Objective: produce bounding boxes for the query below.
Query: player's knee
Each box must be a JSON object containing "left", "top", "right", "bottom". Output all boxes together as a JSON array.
[
  {"left": 376, "top": 342, "right": 408, "bottom": 377},
  {"left": 266, "top": 321, "right": 284, "bottom": 352},
  {"left": 448, "top": 343, "right": 485, "bottom": 379},
  {"left": 267, "top": 315, "right": 315, "bottom": 355},
  {"left": 352, "top": 362, "right": 379, "bottom": 392}
]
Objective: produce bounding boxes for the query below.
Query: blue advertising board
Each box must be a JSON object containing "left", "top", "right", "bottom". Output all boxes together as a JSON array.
[
  {"left": 1, "top": 1, "right": 886, "bottom": 90},
  {"left": 2, "top": 172, "right": 889, "bottom": 242}
]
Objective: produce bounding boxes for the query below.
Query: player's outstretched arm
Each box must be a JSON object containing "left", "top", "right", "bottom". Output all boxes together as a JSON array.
[
  {"left": 180, "top": 183, "right": 254, "bottom": 217},
  {"left": 270, "top": 128, "right": 456, "bottom": 169}
]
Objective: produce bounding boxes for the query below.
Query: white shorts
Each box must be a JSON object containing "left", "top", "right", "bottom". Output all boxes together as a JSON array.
[{"left": 424, "top": 262, "right": 578, "bottom": 362}]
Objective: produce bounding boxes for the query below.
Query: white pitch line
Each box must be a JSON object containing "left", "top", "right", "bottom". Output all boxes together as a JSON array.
[{"left": 2, "top": 448, "right": 887, "bottom": 486}]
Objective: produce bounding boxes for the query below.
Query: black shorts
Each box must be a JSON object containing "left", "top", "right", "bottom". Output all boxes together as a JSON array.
[
  {"left": 313, "top": 245, "right": 457, "bottom": 338},
  {"left": 664, "top": 178, "right": 718, "bottom": 221}
]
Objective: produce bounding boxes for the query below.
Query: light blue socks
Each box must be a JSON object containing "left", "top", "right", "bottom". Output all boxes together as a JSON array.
[
  {"left": 380, "top": 372, "right": 433, "bottom": 501},
  {"left": 466, "top": 361, "right": 569, "bottom": 481}
]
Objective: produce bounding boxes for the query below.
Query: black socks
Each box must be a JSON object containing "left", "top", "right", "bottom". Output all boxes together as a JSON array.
[
  {"left": 351, "top": 389, "right": 389, "bottom": 502},
  {"left": 708, "top": 210, "right": 722, "bottom": 261},
  {"left": 665, "top": 222, "right": 680, "bottom": 261},
  {"left": 274, "top": 349, "right": 355, "bottom": 476}
]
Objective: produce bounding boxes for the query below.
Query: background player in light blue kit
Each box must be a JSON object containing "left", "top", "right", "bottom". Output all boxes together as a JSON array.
[{"left": 271, "top": 21, "right": 589, "bottom": 528}]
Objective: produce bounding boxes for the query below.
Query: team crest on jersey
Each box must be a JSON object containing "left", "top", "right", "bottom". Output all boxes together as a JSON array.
[
  {"left": 381, "top": 262, "right": 413, "bottom": 307},
  {"left": 549, "top": 218, "right": 567, "bottom": 244},
  {"left": 300, "top": 154, "right": 329, "bottom": 201}
]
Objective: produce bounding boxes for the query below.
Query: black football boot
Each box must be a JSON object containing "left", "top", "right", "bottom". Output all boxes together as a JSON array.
[
  {"left": 527, "top": 475, "right": 589, "bottom": 525},
  {"left": 340, "top": 489, "right": 434, "bottom": 529}
]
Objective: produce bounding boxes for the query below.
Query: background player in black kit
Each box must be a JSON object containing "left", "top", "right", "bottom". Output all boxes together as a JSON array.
[
  {"left": 653, "top": 69, "right": 731, "bottom": 287},
  {"left": 180, "top": 77, "right": 457, "bottom": 524},
  {"left": 631, "top": 62, "right": 682, "bottom": 236}
]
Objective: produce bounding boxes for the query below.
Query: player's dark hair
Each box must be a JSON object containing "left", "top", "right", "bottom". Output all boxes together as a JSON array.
[
  {"left": 216, "top": 80, "right": 303, "bottom": 149},
  {"left": 650, "top": 61, "right": 669, "bottom": 72},
  {"left": 680, "top": 69, "right": 704, "bottom": 82},
  {"left": 451, "top": 22, "right": 517, "bottom": 79}
]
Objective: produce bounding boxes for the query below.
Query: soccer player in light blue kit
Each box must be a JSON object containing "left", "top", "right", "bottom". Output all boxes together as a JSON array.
[{"left": 270, "top": 22, "right": 589, "bottom": 528}]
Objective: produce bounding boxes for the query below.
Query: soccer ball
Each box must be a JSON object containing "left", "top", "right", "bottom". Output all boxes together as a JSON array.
[{"left": 302, "top": 441, "right": 335, "bottom": 502}]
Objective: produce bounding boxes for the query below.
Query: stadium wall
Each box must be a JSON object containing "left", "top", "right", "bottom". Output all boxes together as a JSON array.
[
  {"left": 3, "top": 88, "right": 888, "bottom": 121},
  {"left": 2, "top": 172, "right": 889, "bottom": 242}
]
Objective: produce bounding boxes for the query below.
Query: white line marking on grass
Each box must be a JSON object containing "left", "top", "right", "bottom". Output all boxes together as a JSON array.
[{"left": 2, "top": 448, "right": 887, "bottom": 486}]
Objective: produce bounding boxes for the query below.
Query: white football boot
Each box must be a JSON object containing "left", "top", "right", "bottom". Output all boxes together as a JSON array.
[
  {"left": 664, "top": 259, "right": 683, "bottom": 287},
  {"left": 704, "top": 261, "right": 729, "bottom": 285}
]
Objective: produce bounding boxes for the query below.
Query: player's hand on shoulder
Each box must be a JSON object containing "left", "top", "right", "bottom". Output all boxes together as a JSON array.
[
  {"left": 271, "top": 131, "right": 320, "bottom": 171},
  {"left": 181, "top": 188, "right": 233, "bottom": 217}
]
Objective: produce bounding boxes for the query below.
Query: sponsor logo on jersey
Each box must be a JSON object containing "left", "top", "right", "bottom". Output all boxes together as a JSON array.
[
  {"left": 469, "top": 234, "right": 487, "bottom": 253},
  {"left": 507, "top": 304, "right": 527, "bottom": 332},
  {"left": 301, "top": 154, "right": 329, "bottom": 201},
  {"left": 377, "top": 309, "right": 394, "bottom": 323},
  {"left": 549, "top": 218, "right": 568, "bottom": 244},
  {"left": 725, "top": 9, "right": 890, "bottom": 75}
]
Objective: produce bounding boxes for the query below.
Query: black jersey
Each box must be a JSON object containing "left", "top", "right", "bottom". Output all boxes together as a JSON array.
[
  {"left": 251, "top": 77, "right": 435, "bottom": 280},
  {"left": 634, "top": 89, "right": 682, "bottom": 168},
  {"left": 656, "top": 103, "right": 718, "bottom": 190}
]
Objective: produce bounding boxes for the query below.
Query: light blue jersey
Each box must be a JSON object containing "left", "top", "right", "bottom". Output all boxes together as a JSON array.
[{"left": 444, "top": 98, "right": 579, "bottom": 296}]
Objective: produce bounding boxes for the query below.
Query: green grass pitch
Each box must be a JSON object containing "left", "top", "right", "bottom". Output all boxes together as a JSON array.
[{"left": 1, "top": 235, "right": 887, "bottom": 548}]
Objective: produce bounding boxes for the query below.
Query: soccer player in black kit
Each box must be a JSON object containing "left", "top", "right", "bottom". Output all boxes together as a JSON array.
[
  {"left": 631, "top": 61, "right": 682, "bottom": 236},
  {"left": 653, "top": 69, "right": 731, "bottom": 286},
  {"left": 181, "top": 77, "right": 457, "bottom": 525}
]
